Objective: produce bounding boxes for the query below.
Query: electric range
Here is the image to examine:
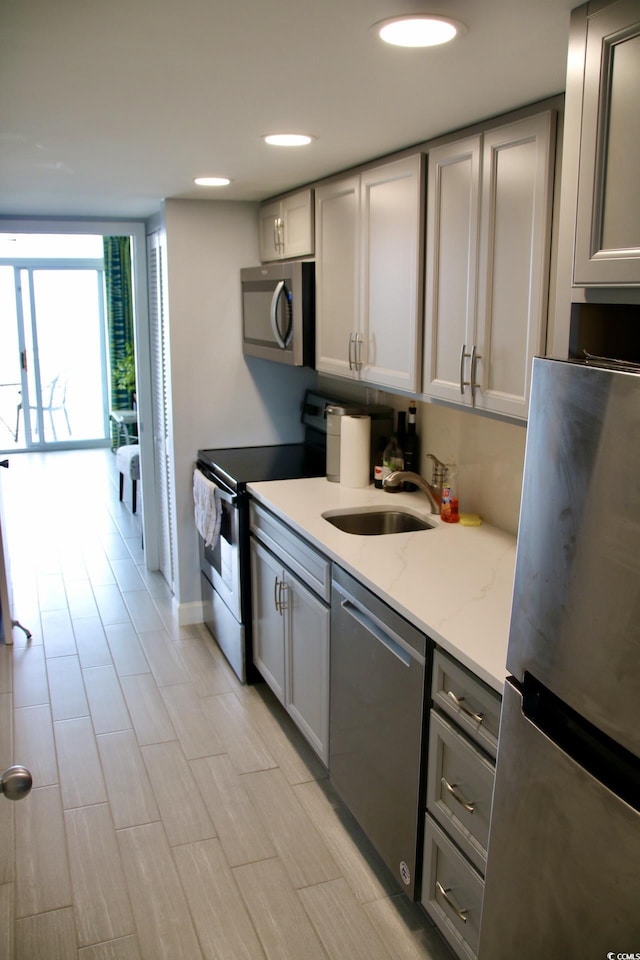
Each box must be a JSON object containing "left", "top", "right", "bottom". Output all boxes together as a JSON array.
[{"left": 195, "top": 390, "right": 334, "bottom": 682}]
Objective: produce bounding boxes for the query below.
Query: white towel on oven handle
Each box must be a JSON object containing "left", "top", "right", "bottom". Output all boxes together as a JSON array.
[{"left": 193, "top": 468, "right": 222, "bottom": 548}]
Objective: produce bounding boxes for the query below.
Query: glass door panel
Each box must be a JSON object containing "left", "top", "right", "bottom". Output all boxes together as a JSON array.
[
  {"left": 30, "top": 269, "right": 108, "bottom": 443},
  {"left": 0, "top": 267, "right": 23, "bottom": 446},
  {"left": 0, "top": 263, "right": 109, "bottom": 451}
]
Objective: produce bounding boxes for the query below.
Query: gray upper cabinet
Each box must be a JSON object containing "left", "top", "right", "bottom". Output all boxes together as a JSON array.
[
  {"left": 258, "top": 189, "right": 314, "bottom": 262},
  {"left": 315, "top": 154, "right": 424, "bottom": 393},
  {"left": 423, "top": 112, "right": 556, "bottom": 420},
  {"left": 573, "top": 0, "right": 640, "bottom": 286}
]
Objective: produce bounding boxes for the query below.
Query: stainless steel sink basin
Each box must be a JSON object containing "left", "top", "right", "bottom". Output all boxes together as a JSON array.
[{"left": 322, "top": 508, "right": 434, "bottom": 535}]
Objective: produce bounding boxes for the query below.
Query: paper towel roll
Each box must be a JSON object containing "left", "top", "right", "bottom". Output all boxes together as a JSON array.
[{"left": 339, "top": 415, "right": 371, "bottom": 488}]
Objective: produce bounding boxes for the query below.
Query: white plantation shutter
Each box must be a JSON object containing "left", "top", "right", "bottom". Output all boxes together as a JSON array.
[{"left": 147, "top": 230, "right": 175, "bottom": 590}]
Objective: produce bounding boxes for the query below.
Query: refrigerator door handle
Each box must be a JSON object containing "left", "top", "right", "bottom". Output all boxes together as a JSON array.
[
  {"left": 447, "top": 689, "right": 484, "bottom": 725},
  {"left": 436, "top": 881, "right": 469, "bottom": 923},
  {"left": 441, "top": 776, "right": 476, "bottom": 813}
]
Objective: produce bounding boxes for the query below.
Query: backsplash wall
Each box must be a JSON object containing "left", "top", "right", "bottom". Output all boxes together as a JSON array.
[{"left": 317, "top": 377, "right": 526, "bottom": 537}]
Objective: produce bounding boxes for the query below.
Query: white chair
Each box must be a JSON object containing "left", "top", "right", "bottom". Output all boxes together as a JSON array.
[
  {"left": 15, "top": 376, "right": 71, "bottom": 441},
  {"left": 116, "top": 444, "right": 140, "bottom": 513}
]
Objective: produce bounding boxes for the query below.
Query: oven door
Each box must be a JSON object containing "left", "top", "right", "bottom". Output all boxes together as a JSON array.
[{"left": 196, "top": 469, "right": 241, "bottom": 623}]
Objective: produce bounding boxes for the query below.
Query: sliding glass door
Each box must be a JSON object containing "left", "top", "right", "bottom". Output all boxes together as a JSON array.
[{"left": 0, "top": 256, "right": 109, "bottom": 451}]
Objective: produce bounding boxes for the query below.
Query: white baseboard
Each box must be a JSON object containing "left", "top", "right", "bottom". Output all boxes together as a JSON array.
[{"left": 176, "top": 600, "right": 205, "bottom": 627}]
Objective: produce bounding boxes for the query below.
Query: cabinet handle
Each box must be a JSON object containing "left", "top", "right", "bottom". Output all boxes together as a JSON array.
[
  {"left": 459, "top": 343, "right": 471, "bottom": 395},
  {"left": 278, "top": 217, "right": 285, "bottom": 252},
  {"left": 470, "top": 345, "right": 482, "bottom": 406},
  {"left": 273, "top": 577, "right": 288, "bottom": 614},
  {"left": 348, "top": 333, "right": 355, "bottom": 370},
  {"left": 447, "top": 690, "right": 484, "bottom": 725},
  {"left": 435, "top": 881, "right": 468, "bottom": 923},
  {"left": 273, "top": 576, "right": 280, "bottom": 613},
  {"left": 441, "top": 777, "right": 476, "bottom": 813},
  {"left": 279, "top": 580, "right": 288, "bottom": 612},
  {"left": 355, "top": 333, "right": 363, "bottom": 370},
  {"left": 273, "top": 576, "right": 287, "bottom": 614}
]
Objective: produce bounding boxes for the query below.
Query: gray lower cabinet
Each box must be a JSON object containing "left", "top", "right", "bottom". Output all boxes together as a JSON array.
[
  {"left": 250, "top": 502, "right": 330, "bottom": 764},
  {"left": 421, "top": 649, "right": 501, "bottom": 960}
]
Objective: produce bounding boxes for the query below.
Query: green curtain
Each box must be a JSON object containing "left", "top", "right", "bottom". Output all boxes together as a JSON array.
[{"left": 103, "top": 236, "right": 135, "bottom": 446}]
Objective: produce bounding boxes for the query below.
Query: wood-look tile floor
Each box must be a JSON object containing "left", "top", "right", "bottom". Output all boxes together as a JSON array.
[{"left": 0, "top": 448, "right": 455, "bottom": 960}]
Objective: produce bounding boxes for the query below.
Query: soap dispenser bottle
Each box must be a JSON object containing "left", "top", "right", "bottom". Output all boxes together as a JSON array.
[{"left": 440, "top": 463, "right": 459, "bottom": 523}]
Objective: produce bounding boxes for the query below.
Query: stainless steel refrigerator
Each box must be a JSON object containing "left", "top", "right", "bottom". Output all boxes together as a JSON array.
[{"left": 479, "top": 357, "right": 640, "bottom": 957}]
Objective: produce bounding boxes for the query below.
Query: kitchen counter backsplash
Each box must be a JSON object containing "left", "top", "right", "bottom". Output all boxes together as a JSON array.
[
  {"left": 248, "top": 477, "right": 516, "bottom": 692},
  {"left": 316, "top": 376, "right": 527, "bottom": 537}
]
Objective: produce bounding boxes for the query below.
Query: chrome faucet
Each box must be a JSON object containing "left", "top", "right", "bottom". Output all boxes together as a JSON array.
[{"left": 382, "top": 453, "right": 446, "bottom": 514}]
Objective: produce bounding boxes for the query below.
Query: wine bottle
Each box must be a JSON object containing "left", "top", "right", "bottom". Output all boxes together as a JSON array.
[
  {"left": 403, "top": 401, "right": 419, "bottom": 491},
  {"left": 381, "top": 432, "right": 404, "bottom": 491},
  {"left": 374, "top": 437, "right": 387, "bottom": 489},
  {"left": 396, "top": 411, "right": 407, "bottom": 456}
]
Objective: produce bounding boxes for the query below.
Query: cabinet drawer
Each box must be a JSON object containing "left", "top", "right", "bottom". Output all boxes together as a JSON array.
[
  {"left": 250, "top": 502, "right": 331, "bottom": 601},
  {"left": 431, "top": 650, "right": 501, "bottom": 758},
  {"left": 426, "top": 710, "right": 495, "bottom": 875},
  {"left": 421, "top": 816, "right": 484, "bottom": 960}
]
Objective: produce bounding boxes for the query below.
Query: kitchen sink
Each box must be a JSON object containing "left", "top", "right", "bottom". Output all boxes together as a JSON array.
[{"left": 322, "top": 507, "right": 435, "bottom": 535}]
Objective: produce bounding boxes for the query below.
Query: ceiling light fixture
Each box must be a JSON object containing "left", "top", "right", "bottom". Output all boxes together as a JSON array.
[
  {"left": 263, "top": 134, "right": 314, "bottom": 147},
  {"left": 194, "top": 176, "right": 231, "bottom": 187},
  {"left": 374, "top": 14, "right": 466, "bottom": 47}
]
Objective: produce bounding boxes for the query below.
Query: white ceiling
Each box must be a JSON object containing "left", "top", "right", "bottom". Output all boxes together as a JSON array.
[{"left": 1, "top": 0, "right": 577, "bottom": 220}]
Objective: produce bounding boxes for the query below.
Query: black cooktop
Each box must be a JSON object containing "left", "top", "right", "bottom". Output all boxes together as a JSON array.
[{"left": 197, "top": 443, "right": 325, "bottom": 493}]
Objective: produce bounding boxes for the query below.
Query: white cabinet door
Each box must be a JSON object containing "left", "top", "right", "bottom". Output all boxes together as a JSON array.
[
  {"left": 258, "top": 200, "right": 282, "bottom": 263},
  {"left": 315, "top": 158, "right": 424, "bottom": 388},
  {"left": 360, "top": 155, "right": 424, "bottom": 393},
  {"left": 423, "top": 137, "right": 481, "bottom": 405},
  {"left": 258, "top": 191, "right": 314, "bottom": 262},
  {"left": 315, "top": 175, "right": 360, "bottom": 378},
  {"left": 423, "top": 113, "right": 554, "bottom": 420},
  {"left": 475, "top": 112, "right": 555, "bottom": 418},
  {"left": 281, "top": 191, "right": 314, "bottom": 259},
  {"left": 574, "top": 0, "right": 640, "bottom": 285},
  {"left": 285, "top": 573, "right": 330, "bottom": 765},
  {"left": 250, "top": 539, "right": 285, "bottom": 702}
]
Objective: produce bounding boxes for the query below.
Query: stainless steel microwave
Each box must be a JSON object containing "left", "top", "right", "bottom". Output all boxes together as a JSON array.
[{"left": 240, "top": 261, "right": 315, "bottom": 367}]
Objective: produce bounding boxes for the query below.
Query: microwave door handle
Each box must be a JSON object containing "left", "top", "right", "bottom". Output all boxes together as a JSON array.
[
  {"left": 270, "top": 280, "right": 293, "bottom": 349},
  {"left": 270, "top": 281, "right": 287, "bottom": 349},
  {"left": 279, "top": 282, "right": 294, "bottom": 348}
]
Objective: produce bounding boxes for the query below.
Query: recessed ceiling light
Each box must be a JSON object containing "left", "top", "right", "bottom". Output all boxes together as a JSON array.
[
  {"left": 373, "top": 14, "right": 466, "bottom": 47},
  {"left": 194, "top": 176, "right": 231, "bottom": 187},
  {"left": 263, "top": 134, "right": 314, "bottom": 147}
]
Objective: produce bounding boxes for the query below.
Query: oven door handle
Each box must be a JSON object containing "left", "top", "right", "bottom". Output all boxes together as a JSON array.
[{"left": 195, "top": 466, "right": 237, "bottom": 507}]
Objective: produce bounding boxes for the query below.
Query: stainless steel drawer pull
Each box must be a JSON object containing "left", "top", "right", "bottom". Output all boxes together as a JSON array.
[
  {"left": 435, "top": 881, "right": 468, "bottom": 923},
  {"left": 447, "top": 690, "right": 484, "bottom": 724},
  {"left": 273, "top": 577, "right": 288, "bottom": 614},
  {"left": 470, "top": 344, "right": 482, "bottom": 405},
  {"left": 459, "top": 343, "right": 471, "bottom": 395},
  {"left": 278, "top": 580, "right": 288, "bottom": 613},
  {"left": 441, "top": 777, "right": 475, "bottom": 813}
]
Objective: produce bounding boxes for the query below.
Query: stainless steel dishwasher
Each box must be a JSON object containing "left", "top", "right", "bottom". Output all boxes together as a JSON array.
[{"left": 330, "top": 565, "right": 427, "bottom": 899}]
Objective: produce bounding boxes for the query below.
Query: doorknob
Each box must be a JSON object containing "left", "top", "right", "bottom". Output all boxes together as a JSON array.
[{"left": 0, "top": 765, "right": 32, "bottom": 801}]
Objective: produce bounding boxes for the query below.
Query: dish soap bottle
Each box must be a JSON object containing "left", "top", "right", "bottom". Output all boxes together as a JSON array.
[
  {"left": 440, "top": 462, "right": 459, "bottom": 523},
  {"left": 381, "top": 432, "right": 404, "bottom": 491}
]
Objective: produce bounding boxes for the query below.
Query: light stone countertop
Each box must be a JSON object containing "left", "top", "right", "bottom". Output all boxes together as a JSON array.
[{"left": 248, "top": 476, "right": 517, "bottom": 694}]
